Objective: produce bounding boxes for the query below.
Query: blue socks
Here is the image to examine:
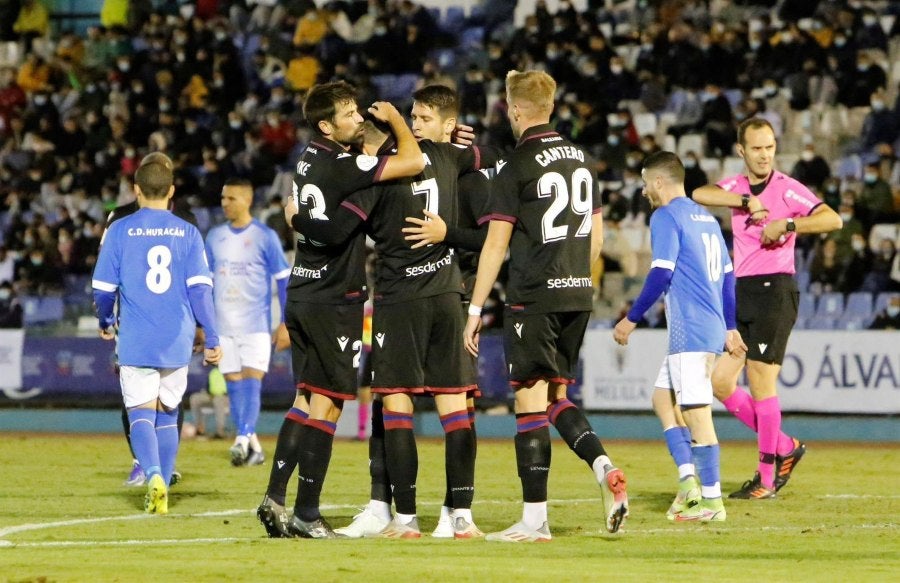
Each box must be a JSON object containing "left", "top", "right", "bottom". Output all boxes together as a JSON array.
[
  {"left": 664, "top": 426, "right": 694, "bottom": 478},
  {"left": 128, "top": 408, "right": 161, "bottom": 478},
  {"left": 692, "top": 444, "right": 722, "bottom": 499},
  {"left": 241, "top": 377, "right": 262, "bottom": 436},
  {"left": 155, "top": 408, "right": 180, "bottom": 485},
  {"left": 226, "top": 378, "right": 246, "bottom": 436}
]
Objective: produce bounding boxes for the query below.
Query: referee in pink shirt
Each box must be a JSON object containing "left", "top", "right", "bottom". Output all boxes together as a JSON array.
[{"left": 693, "top": 118, "right": 842, "bottom": 499}]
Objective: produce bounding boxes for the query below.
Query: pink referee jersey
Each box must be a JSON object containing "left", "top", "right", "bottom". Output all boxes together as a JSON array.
[{"left": 718, "top": 171, "right": 823, "bottom": 277}]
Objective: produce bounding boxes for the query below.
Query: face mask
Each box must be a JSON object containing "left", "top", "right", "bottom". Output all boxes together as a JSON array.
[
  {"left": 610, "top": 65, "right": 623, "bottom": 75},
  {"left": 871, "top": 100, "right": 885, "bottom": 111},
  {"left": 229, "top": 120, "right": 242, "bottom": 129},
  {"left": 801, "top": 150, "right": 814, "bottom": 162},
  {"left": 546, "top": 50, "right": 559, "bottom": 60},
  {"left": 86, "top": 84, "right": 96, "bottom": 93},
  {"left": 781, "top": 33, "right": 793, "bottom": 43},
  {"left": 267, "top": 117, "right": 279, "bottom": 126},
  {"left": 826, "top": 184, "right": 838, "bottom": 194},
  {"left": 864, "top": 173, "right": 877, "bottom": 184},
  {"left": 125, "top": 148, "right": 135, "bottom": 158},
  {"left": 642, "top": 43, "right": 653, "bottom": 51},
  {"left": 887, "top": 306, "right": 900, "bottom": 317},
  {"left": 176, "top": 53, "right": 186, "bottom": 62},
  {"left": 857, "top": 63, "right": 869, "bottom": 72},
  {"left": 0, "top": 289, "right": 9, "bottom": 300},
  {"left": 118, "top": 62, "right": 130, "bottom": 72},
  {"left": 749, "top": 41, "right": 761, "bottom": 50},
  {"left": 374, "top": 26, "right": 387, "bottom": 35},
  {"left": 34, "top": 96, "right": 47, "bottom": 106},
  {"left": 863, "top": 16, "right": 877, "bottom": 27},
  {"left": 582, "top": 67, "right": 597, "bottom": 77},
  {"left": 215, "top": 31, "right": 227, "bottom": 41},
  {"left": 834, "top": 37, "right": 846, "bottom": 48},
  {"left": 851, "top": 239, "right": 865, "bottom": 251},
  {"left": 213, "top": 79, "right": 224, "bottom": 88},
  {"left": 558, "top": 110, "right": 571, "bottom": 121},
  {"left": 31, "top": 257, "right": 43, "bottom": 266},
  {"left": 684, "top": 159, "right": 696, "bottom": 169},
  {"left": 607, "top": 135, "right": 619, "bottom": 146},
  {"left": 840, "top": 212, "right": 852, "bottom": 222}
]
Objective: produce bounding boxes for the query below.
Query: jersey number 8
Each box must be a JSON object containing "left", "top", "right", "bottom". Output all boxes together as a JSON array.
[{"left": 146, "top": 244, "right": 172, "bottom": 294}]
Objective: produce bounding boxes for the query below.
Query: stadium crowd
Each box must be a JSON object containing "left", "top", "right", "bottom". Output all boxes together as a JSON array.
[{"left": 0, "top": 0, "right": 899, "bottom": 329}]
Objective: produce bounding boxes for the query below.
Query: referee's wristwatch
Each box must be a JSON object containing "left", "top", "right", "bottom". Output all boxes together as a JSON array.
[
  {"left": 785, "top": 218, "right": 796, "bottom": 232},
  {"left": 741, "top": 194, "right": 750, "bottom": 209}
]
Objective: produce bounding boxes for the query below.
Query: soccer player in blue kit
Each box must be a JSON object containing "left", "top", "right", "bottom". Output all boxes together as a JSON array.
[
  {"left": 614, "top": 151, "right": 747, "bottom": 521},
  {"left": 93, "top": 159, "right": 222, "bottom": 514},
  {"left": 206, "top": 178, "right": 291, "bottom": 467}
]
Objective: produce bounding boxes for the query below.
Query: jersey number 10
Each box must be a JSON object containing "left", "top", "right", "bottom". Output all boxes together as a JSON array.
[{"left": 701, "top": 233, "right": 722, "bottom": 282}]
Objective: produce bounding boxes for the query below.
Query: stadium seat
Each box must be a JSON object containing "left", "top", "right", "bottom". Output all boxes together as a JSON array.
[
  {"left": 836, "top": 315, "right": 868, "bottom": 330},
  {"left": 868, "top": 223, "right": 899, "bottom": 251},
  {"left": 815, "top": 292, "right": 844, "bottom": 319},
  {"left": 699, "top": 157, "right": 722, "bottom": 182},
  {"left": 677, "top": 134, "right": 704, "bottom": 158},
  {"left": 798, "top": 292, "right": 816, "bottom": 320},
  {"left": 632, "top": 112, "right": 657, "bottom": 138},
  {"left": 805, "top": 315, "right": 836, "bottom": 330},
  {"left": 460, "top": 26, "right": 485, "bottom": 49},
  {"left": 722, "top": 156, "right": 744, "bottom": 177},
  {"left": 844, "top": 292, "right": 874, "bottom": 320},
  {"left": 794, "top": 269, "right": 810, "bottom": 293},
  {"left": 22, "top": 295, "right": 65, "bottom": 326},
  {"left": 442, "top": 6, "right": 465, "bottom": 34},
  {"left": 875, "top": 292, "right": 900, "bottom": 315},
  {"left": 835, "top": 154, "right": 862, "bottom": 180}
]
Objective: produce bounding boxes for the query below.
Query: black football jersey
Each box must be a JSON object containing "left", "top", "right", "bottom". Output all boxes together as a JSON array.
[
  {"left": 489, "top": 124, "right": 602, "bottom": 313},
  {"left": 288, "top": 136, "right": 389, "bottom": 304},
  {"left": 346, "top": 140, "right": 489, "bottom": 304},
  {"left": 453, "top": 168, "right": 492, "bottom": 298}
]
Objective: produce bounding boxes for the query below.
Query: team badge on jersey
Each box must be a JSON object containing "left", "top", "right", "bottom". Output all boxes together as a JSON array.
[{"left": 356, "top": 155, "right": 379, "bottom": 171}]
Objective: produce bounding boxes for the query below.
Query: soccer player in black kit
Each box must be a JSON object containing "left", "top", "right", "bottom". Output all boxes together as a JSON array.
[
  {"left": 295, "top": 112, "right": 495, "bottom": 538},
  {"left": 464, "top": 70, "right": 629, "bottom": 541},
  {"left": 255, "top": 81, "right": 424, "bottom": 538}
]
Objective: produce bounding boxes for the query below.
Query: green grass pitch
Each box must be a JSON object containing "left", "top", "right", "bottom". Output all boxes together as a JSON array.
[{"left": 1, "top": 434, "right": 897, "bottom": 582}]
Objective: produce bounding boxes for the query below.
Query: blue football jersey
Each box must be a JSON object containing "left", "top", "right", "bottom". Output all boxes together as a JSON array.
[
  {"left": 205, "top": 219, "right": 290, "bottom": 335},
  {"left": 93, "top": 208, "right": 212, "bottom": 368},
  {"left": 649, "top": 197, "right": 732, "bottom": 354}
]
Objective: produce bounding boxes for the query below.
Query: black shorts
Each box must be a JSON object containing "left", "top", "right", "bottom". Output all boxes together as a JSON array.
[
  {"left": 285, "top": 301, "right": 363, "bottom": 400},
  {"left": 503, "top": 309, "right": 590, "bottom": 387},
  {"left": 736, "top": 274, "right": 798, "bottom": 365},
  {"left": 371, "top": 293, "right": 475, "bottom": 395}
]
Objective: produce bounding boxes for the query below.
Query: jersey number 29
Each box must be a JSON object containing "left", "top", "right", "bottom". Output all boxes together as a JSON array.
[{"left": 538, "top": 168, "right": 593, "bottom": 243}]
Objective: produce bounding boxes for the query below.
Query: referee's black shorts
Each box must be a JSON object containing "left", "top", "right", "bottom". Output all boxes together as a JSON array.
[{"left": 736, "top": 274, "right": 799, "bottom": 366}]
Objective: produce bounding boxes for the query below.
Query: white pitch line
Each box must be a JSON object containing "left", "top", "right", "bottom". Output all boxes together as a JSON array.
[{"left": 2, "top": 495, "right": 895, "bottom": 545}]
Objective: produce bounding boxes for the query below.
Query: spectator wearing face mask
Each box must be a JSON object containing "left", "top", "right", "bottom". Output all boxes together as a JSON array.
[
  {"left": 682, "top": 151, "right": 708, "bottom": 198},
  {"left": 809, "top": 239, "right": 843, "bottom": 294},
  {"left": 859, "top": 89, "right": 899, "bottom": 153},
  {"left": 840, "top": 233, "right": 873, "bottom": 294},
  {"left": 826, "top": 203, "right": 864, "bottom": 263},
  {"left": 856, "top": 162, "right": 895, "bottom": 230},
  {"left": 790, "top": 143, "right": 831, "bottom": 192},
  {"left": 840, "top": 53, "right": 886, "bottom": 108},
  {"left": 868, "top": 296, "right": 900, "bottom": 330},
  {"left": 860, "top": 238, "right": 898, "bottom": 294},
  {"left": 855, "top": 9, "right": 888, "bottom": 52}
]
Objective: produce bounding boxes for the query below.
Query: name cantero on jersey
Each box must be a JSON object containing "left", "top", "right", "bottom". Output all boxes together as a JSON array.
[
  {"left": 127, "top": 227, "right": 186, "bottom": 237},
  {"left": 535, "top": 146, "right": 585, "bottom": 167},
  {"left": 546, "top": 276, "right": 593, "bottom": 289}
]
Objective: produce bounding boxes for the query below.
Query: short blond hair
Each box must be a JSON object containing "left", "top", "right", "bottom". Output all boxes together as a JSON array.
[{"left": 506, "top": 70, "right": 556, "bottom": 115}]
